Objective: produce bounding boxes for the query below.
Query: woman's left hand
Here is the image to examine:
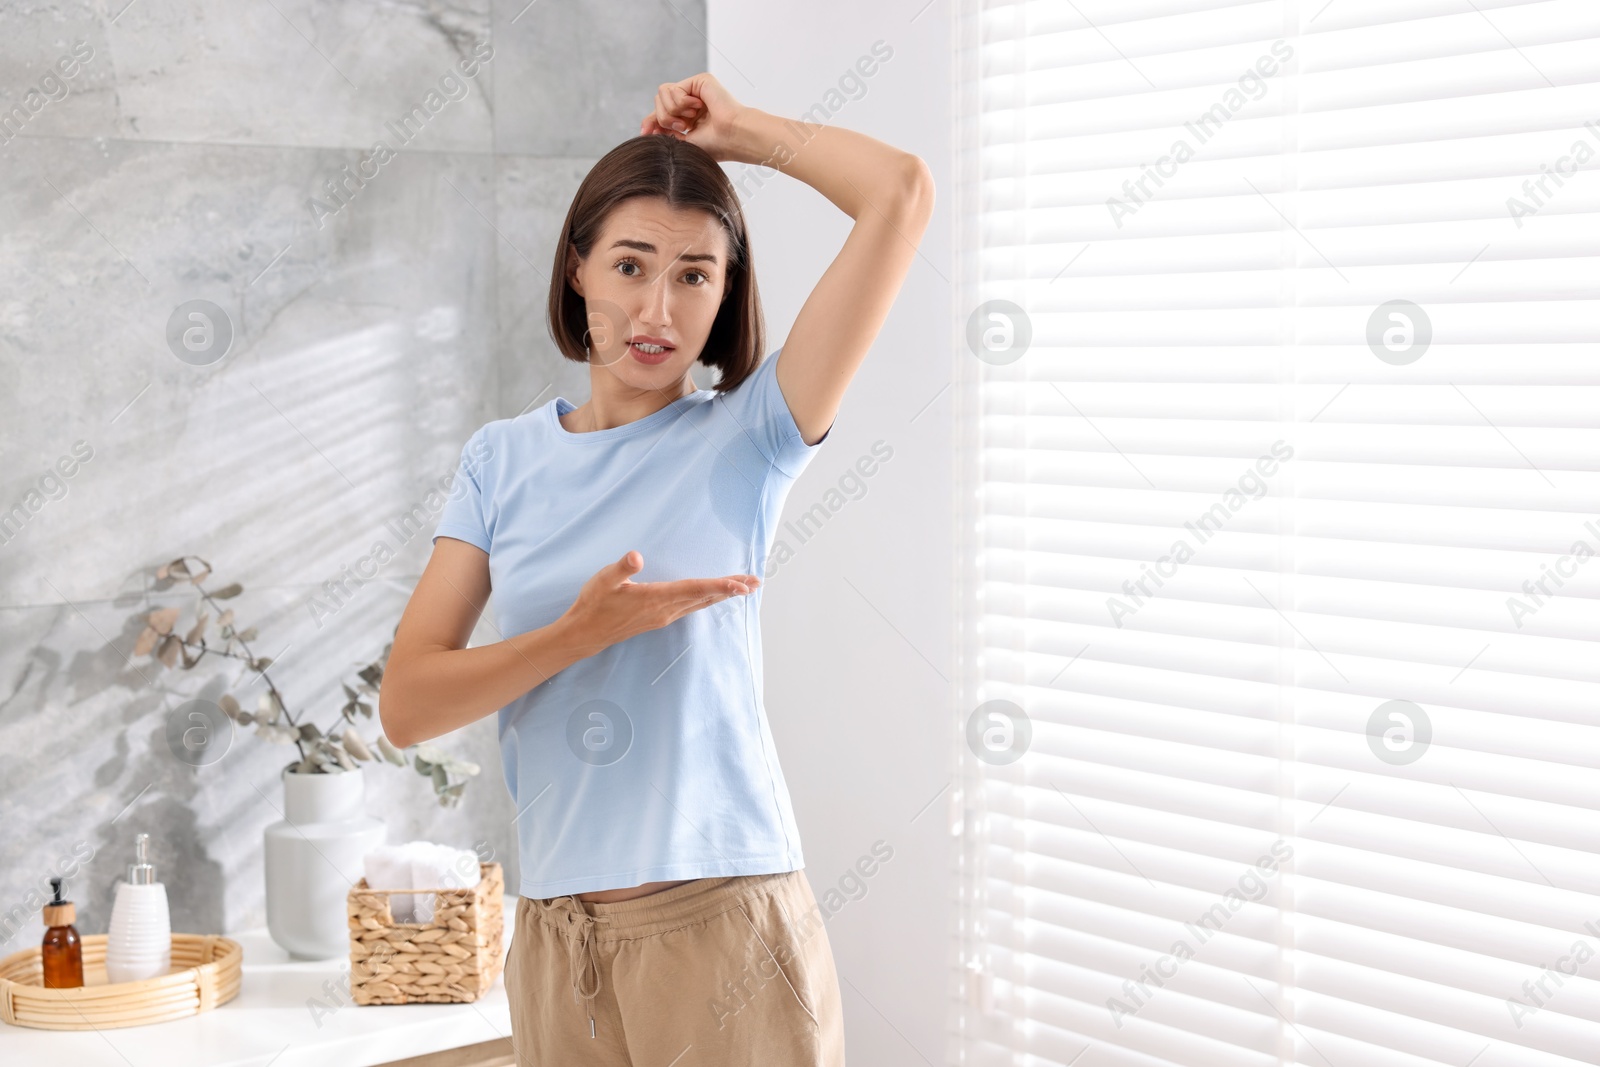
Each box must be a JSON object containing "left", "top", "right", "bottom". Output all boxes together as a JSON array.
[{"left": 639, "top": 73, "right": 746, "bottom": 163}]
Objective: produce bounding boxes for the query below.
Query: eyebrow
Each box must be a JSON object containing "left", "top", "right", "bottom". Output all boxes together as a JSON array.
[{"left": 607, "top": 238, "right": 719, "bottom": 265}]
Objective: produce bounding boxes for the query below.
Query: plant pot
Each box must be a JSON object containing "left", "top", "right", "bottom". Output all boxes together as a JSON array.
[{"left": 263, "top": 767, "right": 386, "bottom": 960}]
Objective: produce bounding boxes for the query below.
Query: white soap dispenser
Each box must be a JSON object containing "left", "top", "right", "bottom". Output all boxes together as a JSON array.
[{"left": 105, "top": 832, "right": 171, "bottom": 984}]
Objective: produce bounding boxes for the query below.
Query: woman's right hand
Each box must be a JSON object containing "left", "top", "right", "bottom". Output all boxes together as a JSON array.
[{"left": 558, "top": 550, "right": 760, "bottom": 656}]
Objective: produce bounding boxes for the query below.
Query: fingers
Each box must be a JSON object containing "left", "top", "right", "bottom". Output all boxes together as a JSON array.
[
  {"left": 609, "top": 556, "right": 757, "bottom": 602},
  {"left": 708, "top": 575, "right": 761, "bottom": 599},
  {"left": 639, "top": 110, "right": 691, "bottom": 139},
  {"left": 673, "top": 95, "right": 703, "bottom": 129},
  {"left": 644, "top": 81, "right": 703, "bottom": 137},
  {"left": 639, "top": 75, "right": 729, "bottom": 141},
  {"left": 662, "top": 83, "right": 699, "bottom": 128},
  {"left": 655, "top": 575, "right": 761, "bottom": 603},
  {"left": 653, "top": 85, "right": 678, "bottom": 132},
  {"left": 686, "top": 580, "right": 756, "bottom": 616}
]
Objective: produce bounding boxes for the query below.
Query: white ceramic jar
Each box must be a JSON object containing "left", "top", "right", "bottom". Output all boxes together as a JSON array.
[{"left": 263, "top": 767, "right": 386, "bottom": 960}]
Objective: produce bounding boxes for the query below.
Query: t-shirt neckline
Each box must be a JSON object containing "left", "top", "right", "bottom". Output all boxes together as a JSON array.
[{"left": 548, "top": 389, "right": 712, "bottom": 443}]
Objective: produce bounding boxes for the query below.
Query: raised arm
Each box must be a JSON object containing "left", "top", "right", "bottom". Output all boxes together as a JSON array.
[
  {"left": 642, "top": 75, "right": 936, "bottom": 444},
  {"left": 728, "top": 109, "right": 934, "bottom": 445}
]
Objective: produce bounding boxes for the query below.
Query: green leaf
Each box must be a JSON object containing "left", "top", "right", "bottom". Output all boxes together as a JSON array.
[
  {"left": 298, "top": 722, "right": 322, "bottom": 742},
  {"left": 257, "top": 721, "right": 295, "bottom": 744},
  {"left": 211, "top": 582, "right": 243, "bottom": 599},
  {"left": 431, "top": 765, "right": 448, "bottom": 792},
  {"left": 376, "top": 735, "right": 406, "bottom": 766}
]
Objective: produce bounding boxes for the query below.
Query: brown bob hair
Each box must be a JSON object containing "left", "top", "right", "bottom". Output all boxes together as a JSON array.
[{"left": 546, "top": 135, "right": 764, "bottom": 395}]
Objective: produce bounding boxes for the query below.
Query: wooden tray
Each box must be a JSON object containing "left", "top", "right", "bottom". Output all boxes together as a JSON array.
[{"left": 0, "top": 933, "right": 242, "bottom": 1030}]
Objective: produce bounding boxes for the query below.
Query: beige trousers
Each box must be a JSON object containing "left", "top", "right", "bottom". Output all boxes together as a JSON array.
[{"left": 505, "top": 868, "right": 846, "bottom": 1065}]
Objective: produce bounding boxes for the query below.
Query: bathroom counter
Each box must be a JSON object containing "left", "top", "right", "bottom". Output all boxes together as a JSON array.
[{"left": 0, "top": 906, "right": 517, "bottom": 1066}]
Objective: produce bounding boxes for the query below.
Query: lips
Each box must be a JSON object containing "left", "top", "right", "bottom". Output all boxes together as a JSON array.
[{"left": 627, "top": 340, "right": 674, "bottom": 364}]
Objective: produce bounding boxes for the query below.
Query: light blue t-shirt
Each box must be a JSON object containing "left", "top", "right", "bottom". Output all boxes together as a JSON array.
[{"left": 431, "top": 346, "right": 833, "bottom": 898}]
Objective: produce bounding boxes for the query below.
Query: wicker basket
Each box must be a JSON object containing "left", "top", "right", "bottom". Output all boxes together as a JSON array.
[
  {"left": 347, "top": 861, "right": 504, "bottom": 1005},
  {"left": 0, "top": 933, "right": 242, "bottom": 1031}
]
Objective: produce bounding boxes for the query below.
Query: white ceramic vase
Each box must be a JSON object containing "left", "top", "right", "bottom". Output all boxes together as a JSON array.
[{"left": 264, "top": 767, "right": 386, "bottom": 960}]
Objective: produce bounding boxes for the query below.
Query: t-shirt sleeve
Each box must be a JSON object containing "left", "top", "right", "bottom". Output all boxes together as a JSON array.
[
  {"left": 721, "top": 345, "right": 834, "bottom": 477},
  {"left": 432, "top": 426, "right": 492, "bottom": 553}
]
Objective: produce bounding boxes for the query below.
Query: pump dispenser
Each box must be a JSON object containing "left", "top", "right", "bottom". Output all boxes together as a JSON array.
[
  {"left": 41, "top": 876, "right": 83, "bottom": 988},
  {"left": 105, "top": 832, "right": 171, "bottom": 984}
]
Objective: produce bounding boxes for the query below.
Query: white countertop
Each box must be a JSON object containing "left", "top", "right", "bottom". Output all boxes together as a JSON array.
[{"left": 0, "top": 909, "right": 516, "bottom": 1067}]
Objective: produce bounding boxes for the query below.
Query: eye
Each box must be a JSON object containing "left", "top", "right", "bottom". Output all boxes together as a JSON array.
[{"left": 614, "top": 257, "right": 710, "bottom": 286}]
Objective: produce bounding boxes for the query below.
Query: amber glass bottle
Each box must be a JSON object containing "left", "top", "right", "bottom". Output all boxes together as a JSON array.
[{"left": 41, "top": 876, "right": 83, "bottom": 989}]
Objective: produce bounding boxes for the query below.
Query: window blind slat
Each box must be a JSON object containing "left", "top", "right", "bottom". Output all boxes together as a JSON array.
[{"left": 960, "top": 2, "right": 1600, "bottom": 1064}]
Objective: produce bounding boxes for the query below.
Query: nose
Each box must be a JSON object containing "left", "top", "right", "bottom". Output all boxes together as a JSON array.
[{"left": 640, "top": 272, "right": 673, "bottom": 331}]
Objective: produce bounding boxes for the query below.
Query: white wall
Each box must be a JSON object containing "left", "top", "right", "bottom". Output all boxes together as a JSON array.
[{"left": 707, "top": 4, "right": 956, "bottom": 1063}]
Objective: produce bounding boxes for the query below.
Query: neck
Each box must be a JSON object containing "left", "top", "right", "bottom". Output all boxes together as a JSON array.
[{"left": 568, "top": 369, "right": 699, "bottom": 433}]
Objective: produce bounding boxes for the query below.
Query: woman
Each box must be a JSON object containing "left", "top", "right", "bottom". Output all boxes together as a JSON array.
[{"left": 380, "top": 72, "right": 933, "bottom": 1066}]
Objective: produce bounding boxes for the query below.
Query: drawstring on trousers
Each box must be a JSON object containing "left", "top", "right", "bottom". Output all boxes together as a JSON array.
[{"left": 538, "top": 896, "right": 612, "bottom": 1038}]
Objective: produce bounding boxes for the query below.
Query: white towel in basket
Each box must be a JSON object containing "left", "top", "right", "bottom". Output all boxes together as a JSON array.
[
  {"left": 363, "top": 844, "right": 420, "bottom": 922},
  {"left": 411, "top": 842, "right": 482, "bottom": 923},
  {"left": 363, "top": 842, "right": 482, "bottom": 924}
]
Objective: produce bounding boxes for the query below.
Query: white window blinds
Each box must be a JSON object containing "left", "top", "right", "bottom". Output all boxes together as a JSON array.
[{"left": 955, "top": 2, "right": 1600, "bottom": 1065}]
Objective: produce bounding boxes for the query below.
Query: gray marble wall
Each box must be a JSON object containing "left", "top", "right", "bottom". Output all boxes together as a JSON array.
[{"left": 0, "top": 0, "right": 706, "bottom": 951}]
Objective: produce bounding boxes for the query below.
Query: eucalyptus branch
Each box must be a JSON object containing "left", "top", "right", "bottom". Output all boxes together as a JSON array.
[
  {"left": 132, "top": 554, "right": 480, "bottom": 806},
  {"left": 181, "top": 581, "right": 308, "bottom": 761}
]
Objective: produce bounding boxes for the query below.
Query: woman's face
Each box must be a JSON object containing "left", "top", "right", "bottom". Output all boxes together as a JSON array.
[{"left": 566, "top": 196, "right": 730, "bottom": 392}]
